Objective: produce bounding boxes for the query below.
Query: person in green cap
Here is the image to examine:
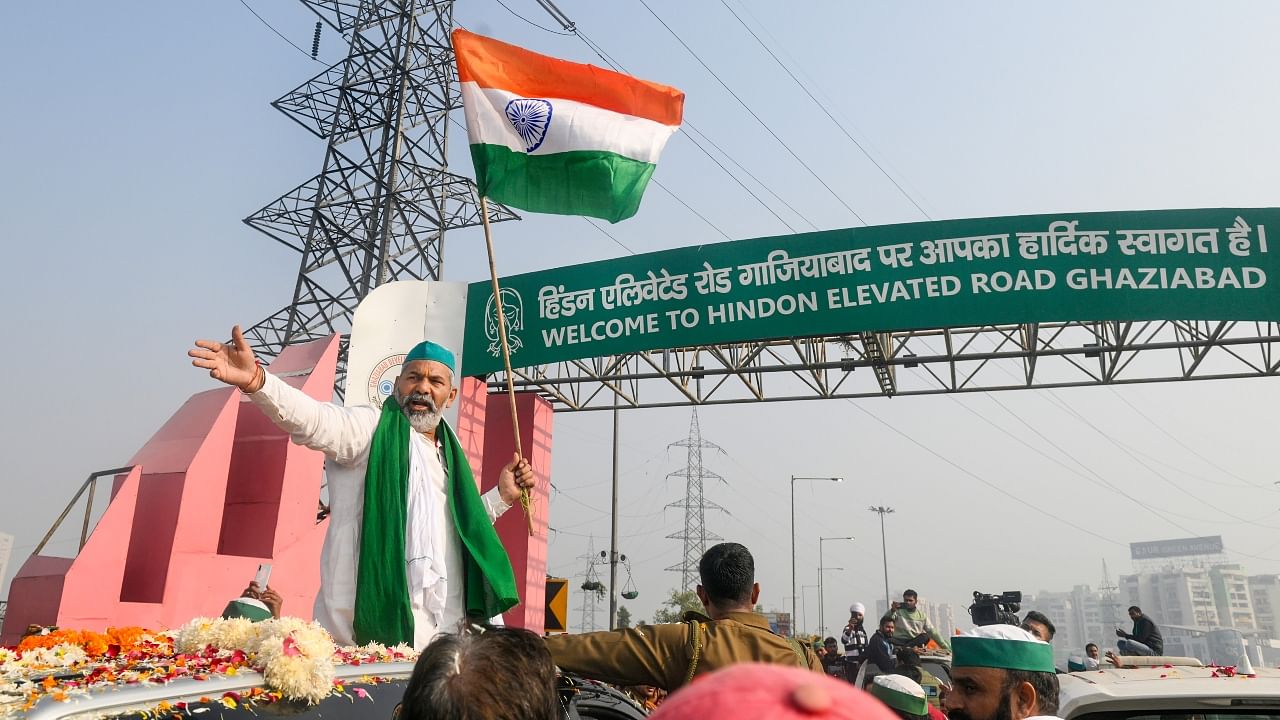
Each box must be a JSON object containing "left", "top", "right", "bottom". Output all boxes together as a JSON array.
[
  {"left": 869, "top": 674, "right": 930, "bottom": 720},
  {"left": 945, "top": 625, "right": 1060, "bottom": 720},
  {"left": 190, "top": 326, "right": 534, "bottom": 650}
]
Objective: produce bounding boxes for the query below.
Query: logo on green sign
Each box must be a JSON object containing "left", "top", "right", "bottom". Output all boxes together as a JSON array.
[{"left": 483, "top": 287, "right": 525, "bottom": 359}]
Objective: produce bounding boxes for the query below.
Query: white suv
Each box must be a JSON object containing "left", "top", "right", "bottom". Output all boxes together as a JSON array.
[{"left": 1059, "top": 657, "right": 1280, "bottom": 720}]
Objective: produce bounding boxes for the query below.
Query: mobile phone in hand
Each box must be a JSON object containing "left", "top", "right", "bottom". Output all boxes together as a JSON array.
[{"left": 254, "top": 563, "right": 272, "bottom": 589}]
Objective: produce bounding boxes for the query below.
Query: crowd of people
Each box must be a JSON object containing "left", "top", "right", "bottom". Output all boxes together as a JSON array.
[
  {"left": 187, "top": 332, "right": 1164, "bottom": 720},
  {"left": 377, "top": 541, "right": 1117, "bottom": 720}
]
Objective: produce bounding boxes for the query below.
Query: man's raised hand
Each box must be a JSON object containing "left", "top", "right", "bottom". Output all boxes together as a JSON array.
[{"left": 189, "top": 325, "right": 261, "bottom": 391}]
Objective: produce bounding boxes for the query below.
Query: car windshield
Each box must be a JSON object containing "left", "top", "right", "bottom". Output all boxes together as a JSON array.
[{"left": 922, "top": 660, "right": 950, "bottom": 685}]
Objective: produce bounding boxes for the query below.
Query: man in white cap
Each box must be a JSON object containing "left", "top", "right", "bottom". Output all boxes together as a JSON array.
[
  {"left": 840, "top": 602, "right": 869, "bottom": 681},
  {"left": 869, "top": 675, "right": 930, "bottom": 720},
  {"left": 944, "top": 625, "right": 1060, "bottom": 720},
  {"left": 190, "top": 327, "right": 535, "bottom": 650}
]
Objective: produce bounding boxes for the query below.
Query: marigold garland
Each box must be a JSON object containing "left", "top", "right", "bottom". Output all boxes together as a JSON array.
[{"left": 0, "top": 618, "right": 418, "bottom": 716}]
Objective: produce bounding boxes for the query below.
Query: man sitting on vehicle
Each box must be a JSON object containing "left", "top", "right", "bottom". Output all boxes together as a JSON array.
[
  {"left": 1083, "top": 643, "right": 1101, "bottom": 670},
  {"left": 891, "top": 590, "right": 951, "bottom": 651},
  {"left": 544, "top": 542, "right": 821, "bottom": 690},
  {"left": 399, "top": 626, "right": 559, "bottom": 720},
  {"left": 1115, "top": 606, "right": 1163, "bottom": 656},
  {"left": 944, "top": 625, "right": 1060, "bottom": 720},
  {"left": 866, "top": 615, "right": 899, "bottom": 675}
]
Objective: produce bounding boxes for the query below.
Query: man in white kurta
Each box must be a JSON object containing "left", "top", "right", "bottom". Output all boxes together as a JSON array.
[{"left": 190, "top": 326, "right": 532, "bottom": 649}]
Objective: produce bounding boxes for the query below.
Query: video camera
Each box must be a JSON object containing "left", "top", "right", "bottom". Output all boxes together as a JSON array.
[{"left": 968, "top": 591, "right": 1022, "bottom": 626}]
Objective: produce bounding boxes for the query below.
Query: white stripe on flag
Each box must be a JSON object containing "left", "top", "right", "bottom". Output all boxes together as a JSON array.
[{"left": 460, "top": 82, "right": 677, "bottom": 163}]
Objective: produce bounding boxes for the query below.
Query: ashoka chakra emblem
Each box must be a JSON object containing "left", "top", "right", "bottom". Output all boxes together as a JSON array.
[{"left": 505, "top": 98, "right": 553, "bottom": 152}]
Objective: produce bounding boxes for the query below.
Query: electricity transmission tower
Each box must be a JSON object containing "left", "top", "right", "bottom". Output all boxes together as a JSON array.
[
  {"left": 575, "top": 539, "right": 607, "bottom": 632},
  {"left": 1099, "top": 558, "right": 1121, "bottom": 627},
  {"left": 242, "top": 0, "right": 515, "bottom": 388},
  {"left": 665, "top": 409, "right": 725, "bottom": 591}
]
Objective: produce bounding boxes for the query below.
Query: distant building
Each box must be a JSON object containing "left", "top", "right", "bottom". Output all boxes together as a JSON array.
[
  {"left": 1248, "top": 574, "right": 1280, "bottom": 640},
  {"left": 1026, "top": 585, "right": 1124, "bottom": 667},
  {"left": 1210, "top": 564, "right": 1257, "bottom": 630},
  {"left": 1121, "top": 566, "right": 1220, "bottom": 627}
]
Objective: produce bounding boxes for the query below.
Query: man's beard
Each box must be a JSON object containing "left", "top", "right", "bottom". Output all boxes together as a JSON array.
[
  {"left": 397, "top": 391, "right": 443, "bottom": 433},
  {"left": 948, "top": 692, "right": 1016, "bottom": 720}
]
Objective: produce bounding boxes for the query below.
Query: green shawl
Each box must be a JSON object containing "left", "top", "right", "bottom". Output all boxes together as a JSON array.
[{"left": 353, "top": 397, "right": 520, "bottom": 646}]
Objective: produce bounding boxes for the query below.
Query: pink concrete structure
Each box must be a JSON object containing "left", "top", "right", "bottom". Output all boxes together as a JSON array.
[
  {"left": 1, "top": 337, "right": 340, "bottom": 645},
  {"left": 482, "top": 393, "right": 553, "bottom": 633},
  {"left": 1, "top": 337, "right": 554, "bottom": 645},
  {"left": 434, "top": 376, "right": 554, "bottom": 632}
]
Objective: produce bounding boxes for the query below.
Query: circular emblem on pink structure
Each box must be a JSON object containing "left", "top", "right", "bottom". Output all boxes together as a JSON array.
[{"left": 367, "top": 353, "right": 406, "bottom": 407}]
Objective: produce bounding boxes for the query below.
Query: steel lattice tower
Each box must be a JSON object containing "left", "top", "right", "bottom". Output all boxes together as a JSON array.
[
  {"left": 575, "top": 538, "right": 606, "bottom": 632},
  {"left": 242, "top": 0, "right": 516, "bottom": 386},
  {"left": 665, "top": 409, "right": 725, "bottom": 591}
]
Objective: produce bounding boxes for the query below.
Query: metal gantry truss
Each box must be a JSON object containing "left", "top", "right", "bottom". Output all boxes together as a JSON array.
[
  {"left": 490, "top": 320, "right": 1280, "bottom": 411},
  {"left": 242, "top": 0, "right": 515, "bottom": 382}
]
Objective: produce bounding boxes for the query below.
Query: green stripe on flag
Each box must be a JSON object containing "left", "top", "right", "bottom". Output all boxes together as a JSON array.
[{"left": 471, "top": 144, "right": 657, "bottom": 223}]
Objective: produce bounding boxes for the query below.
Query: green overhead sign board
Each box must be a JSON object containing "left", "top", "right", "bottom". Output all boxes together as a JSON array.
[{"left": 461, "top": 207, "right": 1277, "bottom": 376}]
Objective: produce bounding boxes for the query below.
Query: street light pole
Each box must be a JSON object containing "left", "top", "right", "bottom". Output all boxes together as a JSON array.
[
  {"left": 819, "top": 536, "right": 854, "bottom": 635},
  {"left": 869, "top": 506, "right": 895, "bottom": 614},
  {"left": 801, "top": 583, "right": 820, "bottom": 636},
  {"left": 792, "top": 475, "right": 842, "bottom": 636}
]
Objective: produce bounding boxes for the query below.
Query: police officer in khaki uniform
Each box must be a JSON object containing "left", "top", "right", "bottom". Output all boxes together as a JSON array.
[{"left": 544, "top": 542, "right": 821, "bottom": 690}]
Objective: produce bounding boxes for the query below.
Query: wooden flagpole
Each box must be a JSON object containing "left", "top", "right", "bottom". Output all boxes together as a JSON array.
[{"left": 479, "top": 195, "right": 534, "bottom": 536}]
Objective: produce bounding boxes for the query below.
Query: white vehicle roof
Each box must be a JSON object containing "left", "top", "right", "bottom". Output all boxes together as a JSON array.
[{"left": 1059, "top": 664, "right": 1280, "bottom": 719}]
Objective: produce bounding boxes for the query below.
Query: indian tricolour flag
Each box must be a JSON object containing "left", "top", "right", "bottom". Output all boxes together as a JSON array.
[{"left": 453, "top": 28, "right": 685, "bottom": 223}]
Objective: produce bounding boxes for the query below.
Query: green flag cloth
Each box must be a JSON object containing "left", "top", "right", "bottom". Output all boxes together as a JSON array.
[{"left": 353, "top": 397, "right": 520, "bottom": 646}]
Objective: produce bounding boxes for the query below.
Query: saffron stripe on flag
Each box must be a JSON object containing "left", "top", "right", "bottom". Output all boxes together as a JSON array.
[
  {"left": 460, "top": 83, "right": 677, "bottom": 163},
  {"left": 454, "top": 28, "right": 684, "bottom": 126},
  {"left": 470, "top": 144, "right": 657, "bottom": 224}
]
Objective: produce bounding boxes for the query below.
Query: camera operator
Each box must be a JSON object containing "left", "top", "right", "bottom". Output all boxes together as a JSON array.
[
  {"left": 945, "top": 625, "right": 1060, "bottom": 720},
  {"left": 890, "top": 590, "right": 951, "bottom": 651},
  {"left": 1019, "top": 611, "right": 1056, "bottom": 643}
]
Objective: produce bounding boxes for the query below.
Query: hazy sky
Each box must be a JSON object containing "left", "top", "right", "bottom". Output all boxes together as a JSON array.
[{"left": 4, "top": 1, "right": 1280, "bottom": 642}]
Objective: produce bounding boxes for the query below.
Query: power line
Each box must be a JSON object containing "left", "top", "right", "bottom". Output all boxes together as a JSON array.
[
  {"left": 492, "top": 0, "right": 574, "bottom": 35},
  {"left": 633, "top": 0, "right": 866, "bottom": 224},
  {"left": 566, "top": 24, "right": 805, "bottom": 235},
  {"left": 650, "top": 178, "right": 732, "bottom": 240},
  {"left": 674, "top": 129, "right": 800, "bottom": 233},
  {"left": 906, "top": 335, "right": 1280, "bottom": 556},
  {"left": 1039, "top": 391, "right": 1280, "bottom": 531},
  {"left": 949, "top": 393, "right": 1213, "bottom": 534},
  {"left": 582, "top": 216, "right": 637, "bottom": 255},
  {"left": 1105, "top": 387, "right": 1280, "bottom": 493},
  {"left": 680, "top": 125, "right": 817, "bottom": 232},
  {"left": 715, "top": 0, "right": 932, "bottom": 220},
  {"left": 235, "top": 0, "right": 322, "bottom": 62},
  {"left": 842, "top": 398, "right": 1128, "bottom": 547}
]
